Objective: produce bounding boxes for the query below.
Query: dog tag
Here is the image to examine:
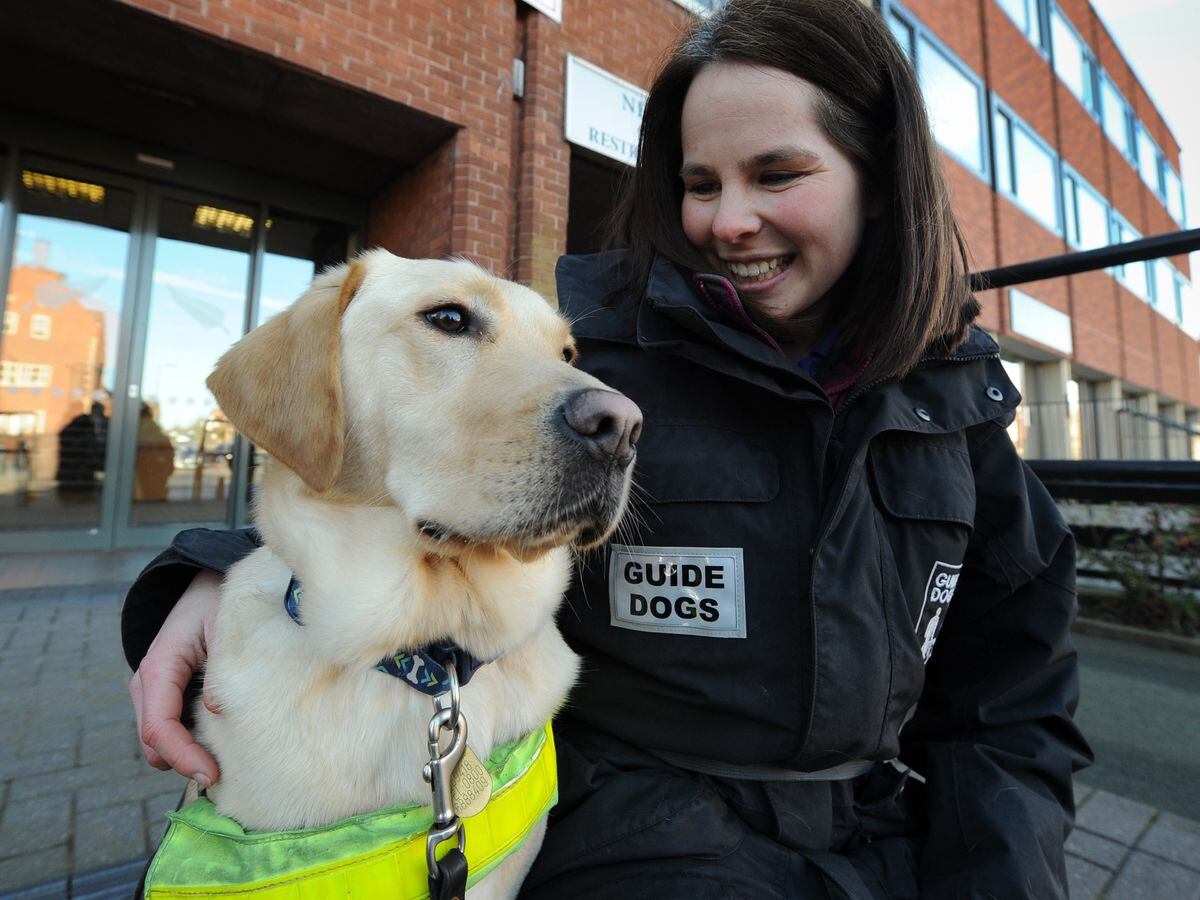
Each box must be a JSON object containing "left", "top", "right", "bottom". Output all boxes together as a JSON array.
[{"left": 450, "top": 746, "right": 492, "bottom": 818}]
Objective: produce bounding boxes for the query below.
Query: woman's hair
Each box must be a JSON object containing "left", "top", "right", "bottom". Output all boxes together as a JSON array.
[{"left": 607, "top": 0, "right": 980, "bottom": 384}]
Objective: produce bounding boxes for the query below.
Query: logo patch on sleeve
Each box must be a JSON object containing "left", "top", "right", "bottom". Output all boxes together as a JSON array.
[
  {"left": 917, "top": 560, "right": 962, "bottom": 663},
  {"left": 608, "top": 545, "right": 746, "bottom": 638}
]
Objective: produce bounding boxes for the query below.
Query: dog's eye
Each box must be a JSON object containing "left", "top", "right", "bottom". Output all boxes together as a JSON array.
[
  {"left": 424, "top": 305, "right": 470, "bottom": 334},
  {"left": 562, "top": 346, "right": 577, "bottom": 364}
]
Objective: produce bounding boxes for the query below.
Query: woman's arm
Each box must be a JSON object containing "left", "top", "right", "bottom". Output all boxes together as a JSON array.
[
  {"left": 128, "top": 570, "right": 222, "bottom": 785},
  {"left": 123, "top": 527, "right": 261, "bottom": 783},
  {"left": 901, "top": 422, "right": 1093, "bottom": 899}
]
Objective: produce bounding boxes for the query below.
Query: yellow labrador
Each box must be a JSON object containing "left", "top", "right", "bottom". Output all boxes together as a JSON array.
[{"left": 194, "top": 250, "right": 640, "bottom": 896}]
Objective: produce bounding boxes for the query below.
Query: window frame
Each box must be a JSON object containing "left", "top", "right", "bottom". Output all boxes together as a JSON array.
[
  {"left": 1060, "top": 162, "right": 1110, "bottom": 251},
  {"left": 1162, "top": 163, "right": 1186, "bottom": 225},
  {"left": 886, "top": 2, "right": 992, "bottom": 184},
  {"left": 1048, "top": 3, "right": 1100, "bottom": 119},
  {"left": 1134, "top": 122, "right": 1165, "bottom": 198},
  {"left": 29, "top": 312, "right": 51, "bottom": 340},
  {"left": 1098, "top": 71, "right": 1136, "bottom": 163},
  {"left": 990, "top": 94, "right": 1063, "bottom": 235},
  {"left": 993, "top": 0, "right": 1050, "bottom": 56},
  {"left": 1108, "top": 211, "right": 1151, "bottom": 302},
  {"left": 669, "top": 0, "right": 724, "bottom": 15}
]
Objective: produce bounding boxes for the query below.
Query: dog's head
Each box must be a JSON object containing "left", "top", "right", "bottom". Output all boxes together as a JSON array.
[{"left": 208, "top": 249, "right": 639, "bottom": 555}]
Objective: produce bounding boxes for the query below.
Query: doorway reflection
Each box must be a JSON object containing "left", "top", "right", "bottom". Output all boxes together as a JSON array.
[
  {"left": 129, "top": 195, "right": 251, "bottom": 526},
  {"left": 0, "top": 168, "right": 132, "bottom": 530}
]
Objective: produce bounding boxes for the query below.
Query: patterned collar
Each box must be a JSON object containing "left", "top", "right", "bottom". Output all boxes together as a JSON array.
[{"left": 283, "top": 576, "right": 488, "bottom": 696}]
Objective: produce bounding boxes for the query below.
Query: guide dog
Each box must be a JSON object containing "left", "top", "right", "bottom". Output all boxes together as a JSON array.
[{"left": 193, "top": 250, "right": 640, "bottom": 897}]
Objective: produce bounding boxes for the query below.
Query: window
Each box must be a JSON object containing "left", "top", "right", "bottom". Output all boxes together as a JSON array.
[
  {"left": 916, "top": 38, "right": 987, "bottom": 174},
  {"left": 996, "top": 0, "right": 1045, "bottom": 49},
  {"left": 2, "top": 311, "right": 16, "bottom": 335},
  {"left": 1152, "top": 261, "right": 1179, "bottom": 320},
  {"left": 993, "top": 106, "right": 1059, "bottom": 232},
  {"left": 1062, "top": 169, "right": 1109, "bottom": 250},
  {"left": 1135, "top": 124, "right": 1163, "bottom": 196},
  {"left": 0, "top": 361, "right": 53, "bottom": 388},
  {"left": 1176, "top": 274, "right": 1195, "bottom": 338},
  {"left": 1110, "top": 214, "right": 1149, "bottom": 300},
  {"left": 1163, "top": 165, "right": 1186, "bottom": 224},
  {"left": 1050, "top": 6, "right": 1096, "bottom": 113},
  {"left": 890, "top": 7, "right": 988, "bottom": 178},
  {"left": 29, "top": 313, "right": 51, "bottom": 340},
  {"left": 1099, "top": 74, "right": 1135, "bottom": 159},
  {"left": 888, "top": 13, "right": 914, "bottom": 57},
  {"left": 670, "top": 0, "right": 725, "bottom": 13}
]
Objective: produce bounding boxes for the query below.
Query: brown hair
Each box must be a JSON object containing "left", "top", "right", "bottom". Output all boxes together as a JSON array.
[{"left": 607, "top": 0, "right": 980, "bottom": 384}]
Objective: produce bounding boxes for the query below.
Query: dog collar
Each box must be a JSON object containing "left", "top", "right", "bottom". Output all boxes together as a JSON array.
[{"left": 284, "top": 576, "right": 488, "bottom": 696}]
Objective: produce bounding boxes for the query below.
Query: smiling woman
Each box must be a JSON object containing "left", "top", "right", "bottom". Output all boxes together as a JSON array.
[{"left": 679, "top": 63, "right": 871, "bottom": 354}]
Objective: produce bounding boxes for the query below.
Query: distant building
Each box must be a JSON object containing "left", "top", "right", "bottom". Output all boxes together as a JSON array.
[{"left": 0, "top": 0, "right": 1194, "bottom": 552}]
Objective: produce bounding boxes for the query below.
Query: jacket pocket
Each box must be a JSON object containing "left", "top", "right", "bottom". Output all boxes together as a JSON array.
[
  {"left": 867, "top": 434, "right": 975, "bottom": 662},
  {"left": 636, "top": 419, "right": 780, "bottom": 504}
]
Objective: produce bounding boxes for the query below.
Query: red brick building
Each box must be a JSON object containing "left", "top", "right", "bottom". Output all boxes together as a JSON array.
[{"left": 0, "top": 0, "right": 1194, "bottom": 551}]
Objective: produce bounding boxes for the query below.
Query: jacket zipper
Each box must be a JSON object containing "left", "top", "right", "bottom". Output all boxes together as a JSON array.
[{"left": 797, "top": 347, "right": 1000, "bottom": 759}]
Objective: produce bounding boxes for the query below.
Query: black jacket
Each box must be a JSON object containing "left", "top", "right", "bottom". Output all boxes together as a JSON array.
[
  {"left": 123, "top": 252, "right": 1091, "bottom": 898},
  {"left": 550, "top": 252, "right": 1091, "bottom": 895}
]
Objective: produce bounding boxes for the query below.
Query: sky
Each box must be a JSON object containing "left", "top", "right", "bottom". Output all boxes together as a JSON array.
[{"left": 1087, "top": 0, "right": 1199, "bottom": 287}]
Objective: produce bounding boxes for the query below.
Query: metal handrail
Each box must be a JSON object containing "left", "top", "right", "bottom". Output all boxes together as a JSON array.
[
  {"left": 969, "top": 227, "right": 1200, "bottom": 292},
  {"left": 1028, "top": 460, "right": 1200, "bottom": 503},
  {"left": 968, "top": 228, "right": 1200, "bottom": 501}
]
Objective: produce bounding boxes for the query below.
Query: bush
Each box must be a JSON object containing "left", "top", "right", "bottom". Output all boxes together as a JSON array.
[{"left": 1076, "top": 505, "right": 1200, "bottom": 638}]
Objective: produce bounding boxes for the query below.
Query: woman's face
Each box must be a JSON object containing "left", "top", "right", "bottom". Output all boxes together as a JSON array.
[{"left": 680, "top": 62, "right": 870, "bottom": 340}]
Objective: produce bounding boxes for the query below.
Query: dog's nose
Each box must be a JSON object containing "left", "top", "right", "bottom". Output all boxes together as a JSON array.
[{"left": 559, "top": 390, "right": 643, "bottom": 467}]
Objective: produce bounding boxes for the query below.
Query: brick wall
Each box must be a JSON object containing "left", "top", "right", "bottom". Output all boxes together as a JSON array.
[
  {"left": 110, "top": 0, "right": 1197, "bottom": 410},
  {"left": 115, "top": 0, "right": 519, "bottom": 271},
  {"left": 904, "top": 0, "right": 1196, "bottom": 410}
]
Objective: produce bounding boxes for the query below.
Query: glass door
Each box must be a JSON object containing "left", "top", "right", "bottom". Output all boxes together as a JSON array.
[
  {"left": 0, "top": 161, "right": 142, "bottom": 546},
  {"left": 0, "top": 147, "right": 359, "bottom": 552},
  {"left": 115, "top": 190, "right": 255, "bottom": 544}
]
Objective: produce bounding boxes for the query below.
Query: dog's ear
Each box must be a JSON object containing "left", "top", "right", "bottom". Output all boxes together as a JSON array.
[{"left": 207, "top": 260, "right": 367, "bottom": 492}]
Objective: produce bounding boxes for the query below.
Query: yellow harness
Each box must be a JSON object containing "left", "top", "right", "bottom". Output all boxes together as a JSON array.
[{"left": 144, "top": 723, "right": 556, "bottom": 899}]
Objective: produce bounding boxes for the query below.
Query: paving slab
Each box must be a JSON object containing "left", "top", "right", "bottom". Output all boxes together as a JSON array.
[
  {"left": 1067, "top": 826, "right": 1130, "bottom": 870},
  {"left": 1138, "top": 812, "right": 1200, "bottom": 871},
  {"left": 1066, "top": 854, "right": 1113, "bottom": 900},
  {"left": 1106, "top": 850, "right": 1200, "bottom": 900},
  {"left": 0, "top": 844, "right": 69, "bottom": 894},
  {"left": 74, "top": 801, "right": 146, "bottom": 872},
  {"left": 0, "top": 792, "right": 72, "bottom": 856},
  {"left": 1076, "top": 780, "right": 1097, "bottom": 807},
  {"left": 1075, "top": 789, "right": 1158, "bottom": 845}
]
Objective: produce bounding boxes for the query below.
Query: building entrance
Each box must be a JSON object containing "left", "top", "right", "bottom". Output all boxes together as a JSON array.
[{"left": 0, "top": 152, "right": 357, "bottom": 552}]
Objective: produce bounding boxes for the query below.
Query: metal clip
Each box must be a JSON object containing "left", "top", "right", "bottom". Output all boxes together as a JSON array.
[{"left": 423, "top": 663, "right": 468, "bottom": 883}]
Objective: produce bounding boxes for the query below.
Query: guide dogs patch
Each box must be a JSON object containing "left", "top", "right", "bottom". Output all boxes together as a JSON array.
[
  {"left": 917, "top": 560, "right": 962, "bottom": 662},
  {"left": 608, "top": 545, "right": 746, "bottom": 638}
]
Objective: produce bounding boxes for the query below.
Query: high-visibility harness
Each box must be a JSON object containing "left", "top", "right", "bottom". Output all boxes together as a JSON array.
[{"left": 143, "top": 722, "right": 556, "bottom": 899}]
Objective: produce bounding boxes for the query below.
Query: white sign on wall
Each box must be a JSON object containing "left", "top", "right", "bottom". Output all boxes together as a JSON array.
[
  {"left": 564, "top": 55, "right": 647, "bottom": 167},
  {"left": 522, "top": 0, "right": 562, "bottom": 23}
]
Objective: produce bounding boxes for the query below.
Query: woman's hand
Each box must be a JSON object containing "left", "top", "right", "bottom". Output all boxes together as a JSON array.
[{"left": 128, "top": 569, "right": 223, "bottom": 786}]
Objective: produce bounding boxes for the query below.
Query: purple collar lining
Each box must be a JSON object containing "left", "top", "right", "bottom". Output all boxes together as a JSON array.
[{"left": 691, "top": 273, "right": 784, "bottom": 354}]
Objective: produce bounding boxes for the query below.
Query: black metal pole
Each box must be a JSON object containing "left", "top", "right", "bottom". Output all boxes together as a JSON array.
[{"left": 970, "top": 227, "right": 1200, "bottom": 292}]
